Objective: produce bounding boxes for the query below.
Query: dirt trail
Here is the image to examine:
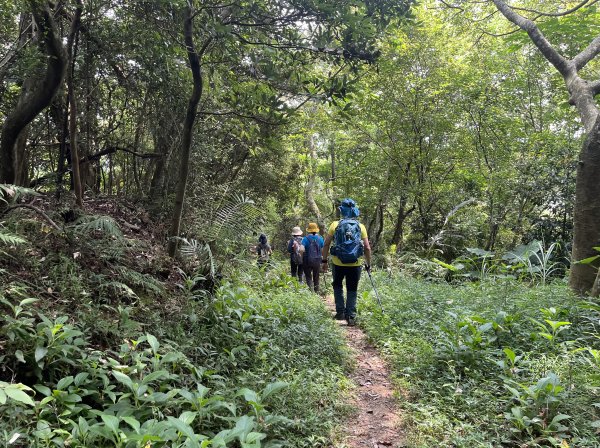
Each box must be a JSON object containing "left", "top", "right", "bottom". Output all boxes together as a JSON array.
[{"left": 325, "top": 295, "right": 406, "bottom": 448}]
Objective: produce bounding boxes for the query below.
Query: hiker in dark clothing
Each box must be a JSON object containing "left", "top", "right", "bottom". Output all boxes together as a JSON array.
[
  {"left": 255, "top": 233, "right": 272, "bottom": 268},
  {"left": 287, "top": 226, "right": 304, "bottom": 282},
  {"left": 301, "top": 222, "right": 325, "bottom": 293}
]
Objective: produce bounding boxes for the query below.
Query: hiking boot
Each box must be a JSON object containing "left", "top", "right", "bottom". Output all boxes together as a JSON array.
[
  {"left": 347, "top": 316, "right": 356, "bottom": 326},
  {"left": 334, "top": 312, "right": 345, "bottom": 320}
]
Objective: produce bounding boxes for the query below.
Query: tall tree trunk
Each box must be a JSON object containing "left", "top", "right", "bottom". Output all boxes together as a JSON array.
[
  {"left": 391, "top": 197, "right": 414, "bottom": 253},
  {"left": 570, "top": 118, "right": 600, "bottom": 294},
  {"left": 14, "top": 126, "right": 30, "bottom": 186},
  {"left": 305, "top": 134, "right": 325, "bottom": 232},
  {"left": 53, "top": 93, "right": 69, "bottom": 196},
  {"left": 369, "top": 202, "right": 385, "bottom": 251},
  {"left": 331, "top": 141, "right": 339, "bottom": 217},
  {"left": 167, "top": 5, "right": 210, "bottom": 256},
  {"left": 491, "top": 0, "right": 600, "bottom": 294},
  {"left": 0, "top": 1, "right": 66, "bottom": 184},
  {"left": 67, "top": 0, "right": 83, "bottom": 206}
]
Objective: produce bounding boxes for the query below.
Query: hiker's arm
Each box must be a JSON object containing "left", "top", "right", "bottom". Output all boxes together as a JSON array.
[
  {"left": 363, "top": 237, "right": 372, "bottom": 266},
  {"left": 322, "top": 234, "right": 333, "bottom": 260}
]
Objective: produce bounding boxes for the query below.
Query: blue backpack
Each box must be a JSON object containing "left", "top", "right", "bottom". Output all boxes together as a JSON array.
[
  {"left": 331, "top": 219, "right": 364, "bottom": 263},
  {"left": 305, "top": 235, "right": 322, "bottom": 264}
]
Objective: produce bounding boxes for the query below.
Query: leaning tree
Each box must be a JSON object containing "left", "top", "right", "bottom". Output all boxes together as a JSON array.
[{"left": 443, "top": 0, "right": 600, "bottom": 294}]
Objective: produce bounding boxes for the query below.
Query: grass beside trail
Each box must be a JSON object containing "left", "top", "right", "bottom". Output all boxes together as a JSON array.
[{"left": 357, "top": 274, "right": 600, "bottom": 447}]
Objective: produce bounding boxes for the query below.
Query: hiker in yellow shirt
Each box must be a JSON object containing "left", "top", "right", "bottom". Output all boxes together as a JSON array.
[{"left": 322, "top": 198, "right": 372, "bottom": 326}]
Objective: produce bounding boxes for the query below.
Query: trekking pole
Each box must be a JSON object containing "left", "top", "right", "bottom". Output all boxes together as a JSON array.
[{"left": 365, "top": 267, "right": 385, "bottom": 314}]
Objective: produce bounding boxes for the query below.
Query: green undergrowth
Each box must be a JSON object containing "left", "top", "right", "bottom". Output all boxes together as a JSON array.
[
  {"left": 0, "top": 210, "right": 352, "bottom": 447},
  {"left": 358, "top": 274, "right": 600, "bottom": 447}
]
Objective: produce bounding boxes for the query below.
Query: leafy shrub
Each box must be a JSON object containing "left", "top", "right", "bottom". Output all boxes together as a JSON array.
[
  {"left": 357, "top": 274, "right": 600, "bottom": 447},
  {"left": 1, "top": 263, "right": 351, "bottom": 447}
]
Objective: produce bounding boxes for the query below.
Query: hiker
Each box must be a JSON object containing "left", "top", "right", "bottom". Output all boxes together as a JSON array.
[
  {"left": 301, "top": 222, "right": 325, "bottom": 293},
  {"left": 287, "top": 226, "right": 304, "bottom": 282},
  {"left": 322, "top": 198, "right": 372, "bottom": 326},
  {"left": 255, "top": 233, "right": 272, "bottom": 268}
]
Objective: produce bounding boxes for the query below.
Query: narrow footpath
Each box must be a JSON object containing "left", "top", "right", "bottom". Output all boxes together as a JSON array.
[{"left": 325, "top": 295, "right": 406, "bottom": 448}]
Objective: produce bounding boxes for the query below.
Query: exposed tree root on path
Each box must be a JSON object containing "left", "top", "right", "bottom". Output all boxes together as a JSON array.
[{"left": 325, "top": 295, "right": 406, "bottom": 448}]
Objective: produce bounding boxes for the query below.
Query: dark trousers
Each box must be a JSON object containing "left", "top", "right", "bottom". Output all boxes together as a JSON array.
[
  {"left": 332, "top": 264, "right": 362, "bottom": 317},
  {"left": 290, "top": 260, "right": 304, "bottom": 282},
  {"left": 303, "top": 261, "right": 321, "bottom": 292}
]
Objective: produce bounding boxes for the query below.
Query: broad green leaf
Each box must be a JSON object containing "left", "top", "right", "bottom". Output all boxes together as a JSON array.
[
  {"left": 122, "top": 416, "right": 141, "bottom": 433},
  {"left": 432, "top": 258, "right": 459, "bottom": 271},
  {"left": 503, "top": 348, "right": 516, "bottom": 364},
  {"left": 237, "top": 388, "right": 259, "bottom": 404},
  {"left": 34, "top": 384, "right": 52, "bottom": 396},
  {"left": 74, "top": 372, "right": 89, "bottom": 386},
  {"left": 575, "top": 255, "right": 600, "bottom": 265},
  {"left": 166, "top": 416, "right": 198, "bottom": 442},
  {"left": 5, "top": 387, "right": 35, "bottom": 406},
  {"left": 261, "top": 381, "right": 288, "bottom": 400},
  {"left": 141, "top": 370, "right": 169, "bottom": 385},
  {"left": 34, "top": 346, "right": 48, "bottom": 363},
  {"left": 146, "top": 334, "right": 160, "bottom": 353},
  {"left": 14, "top": 350, "right": 25, "bottom": 363},
  {"left": 57, "top": 376, "right": 74, "bottom": 390},
  {"left": 112, "top": 370, "right": 134, "bottom": 390},
  {"left": 100, "top": 414, "right": 120, "bottom": 434},
  {"left": 245, "top": 431, "right": 267, "bottom": 443},
  {"left": 179, "top": 411, "right": 198, "bottom": 425}
]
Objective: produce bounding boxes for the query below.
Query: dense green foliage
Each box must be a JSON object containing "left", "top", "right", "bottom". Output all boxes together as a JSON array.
[
  {"left": 358, "top": 271, "right": 600, "bottom": 447},
  {"left": 3, "top": 0, "right": 600, "bottom": 446},
  {"left": 0, "top": 206, "right": 352, "bottom": 446}
]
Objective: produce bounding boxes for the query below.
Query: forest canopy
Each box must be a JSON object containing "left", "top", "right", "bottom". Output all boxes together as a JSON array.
[{"left": 2, "top": 0, "right": 597, "bottom": 279}]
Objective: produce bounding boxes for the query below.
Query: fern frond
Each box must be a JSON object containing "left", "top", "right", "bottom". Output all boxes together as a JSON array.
[
  {"left": 72, "top": 215, "right": 123, "bottom": 239},
  {"left": 0, "top": 184, "right": 39, "bottom": 204},
  {"left": 204, "top": 194, "right": 264, "bottom": 247},
  {"left": 114, "top": 266, "right": 165, "bottom": 296},
  {"left": 101, "top": 281, "right": 138, "bottom": 299},
  {"left": 0, "top": 231, "right": 27, "bottom": 246},
  {"left": 179, "top": 238, "right": 215, "bottom": 277}
]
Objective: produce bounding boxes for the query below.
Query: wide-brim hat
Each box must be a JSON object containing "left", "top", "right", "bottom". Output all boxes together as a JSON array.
[
  {"left": 306, "top": 222, "right": 319, "bottom": 233},
  {"left": 339, "top": 198, "right": 359, "bottom": 218},
  {"left": 291, "top": 226, "right": 303, "bottom": 236}
]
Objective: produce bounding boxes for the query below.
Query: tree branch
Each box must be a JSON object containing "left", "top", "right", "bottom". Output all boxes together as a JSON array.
[
  {"left": 574, "top": 36, "right": 600, "bottom": 71},
  {"left": 590, "top": 80, "right": 600, "bottom": 96},
  {"left": 491, "top": 0, "right": 572, "bottom": 78},
  {"left": 81, "top": 146, "right": 163, "bottom": 162},
  {"left": 510, "top": 0, "right": 599, "bottom": 17},
  {"left": 197, "top": 110, "right": 284, "bottom": 126},
  {"left": 0, "top": 204, "right": 62, "bottom": 233}
]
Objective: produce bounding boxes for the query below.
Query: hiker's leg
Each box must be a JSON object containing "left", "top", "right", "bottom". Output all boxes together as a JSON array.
[
  {"left": 345, "top": 265, "right": 362, "bottom": 318},
  {"left": 303, "top": 263, "right": 314, "bottom": 291},
  {"left": 290, "top": 259, "right": 297, "bottom": 278},
  {"left": 312, "top": 262, "right": 320, "bottom": 293},
  {"left": 332, "top": 264, "right": 346, "bottom": 314},
  {"left": 298, "top": 264, "right": 304, "bottom": 282}
]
